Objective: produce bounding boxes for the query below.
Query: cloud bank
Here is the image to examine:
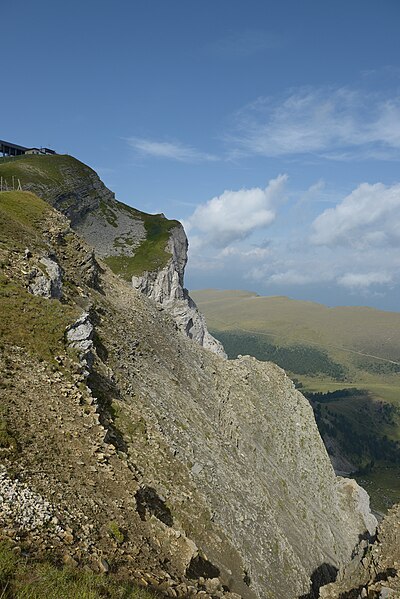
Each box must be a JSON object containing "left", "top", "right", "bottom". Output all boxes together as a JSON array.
[
  {"left": 185, "top": 177, "right": 400, "bottom": 304},
  {"left": 311, "top": 182, "right": 400, "bottom": 247},
  {"left": 186, "top": 174, "right": 287, "bottom": 248},
  {"left": 337, "top": 272, "right": 392, "bottom": 289}
]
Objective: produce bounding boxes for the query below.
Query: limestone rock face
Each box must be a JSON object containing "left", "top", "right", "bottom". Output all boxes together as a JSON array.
[
  {"left": 65, "top": 312, "right": 95, "bottom": 376},
  {"left": 98, "top": 276, "right": 377, "bottom": 599},
  {"left": 131, "top": 225, "right": 226, "bottom": 358},
  {"left": 28, "top": 255, "right": 62, "bottom": 299},
  {"left": 22, "top": 155, "right": 224, "bottom": 356}
]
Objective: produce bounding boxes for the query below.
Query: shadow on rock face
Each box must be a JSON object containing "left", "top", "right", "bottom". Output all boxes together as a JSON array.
[
  {"left": 135, "top": 486, "right": 174, "bottom": 527},
  {"left": 186, "top": 553, "right": 220, "bottom": 580},
  {"left": 298, "top": 563, "right": 338, "bottom": 599}
]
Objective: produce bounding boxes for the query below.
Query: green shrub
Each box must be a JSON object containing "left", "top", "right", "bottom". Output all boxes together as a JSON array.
[{"left": 108, "top": 521, "right": 124, "bottom": 544}]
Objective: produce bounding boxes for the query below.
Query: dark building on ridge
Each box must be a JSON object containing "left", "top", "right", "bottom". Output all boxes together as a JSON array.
[{"left": 0, "top": 140, "right": 56, "bottom": 157}]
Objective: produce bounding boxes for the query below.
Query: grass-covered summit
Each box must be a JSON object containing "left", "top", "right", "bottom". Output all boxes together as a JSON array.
[{"left": 0, "top": 154, "right": 181, "bottom": 278}]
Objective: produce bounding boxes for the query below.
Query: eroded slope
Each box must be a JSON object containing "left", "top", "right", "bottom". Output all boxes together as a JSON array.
[{"left": 0, "top": 191, "right": 377, "bottom": 598}]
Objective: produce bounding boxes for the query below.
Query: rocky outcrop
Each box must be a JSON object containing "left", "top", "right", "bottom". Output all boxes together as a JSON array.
[
  {"left": 320, "top": 503, "right": 400, "bottom": 598},
  {"left": 336, "top": 478, "right": 377, "bottom": 537},
  {"left": 27, "top": 255, "right": 62, "bottom": 299},
  {"left": 17, "top": 156, "right": 147, "bottom": 259},
  {"left": 131, "top": 224, "right": 226, "bottom": 357},
  {"left": 65, "top": 312, "right": 95, "bottom": 377},
  {"left": 10, "top": 155, "right": 224, "bottom": 356}
]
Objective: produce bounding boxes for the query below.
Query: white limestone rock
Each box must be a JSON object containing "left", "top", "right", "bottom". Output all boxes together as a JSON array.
[
  {"left": 336, "top": 477, "right": 378, "bottom": 536},
  {"left": 65, "top": 313, "right": 94, "bottom": 376},
  {"left": 132, "top": 225, "right": 226, "bottom": 358},
  {"left": 28, "top": 256, "right": 62, "bottom": 299}
]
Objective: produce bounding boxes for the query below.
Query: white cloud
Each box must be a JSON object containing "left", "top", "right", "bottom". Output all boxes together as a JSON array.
[
  {"left": 337, "top": 272, "right": 392, "bottom": 289},
  {"left": 186, "top": 175, "right": 287, "bottom": 248},
  {"left": 185, "top": 177, "right": 400, "bottom": 306},
  {"left": 229, "top": 86, "right": 400, "bottom": 159},
  {"left": 128, "top": 137, "right": 218, "bottom": 163},
  {"left": 311, "top": 182, "right": 400, "bottom": 247}
]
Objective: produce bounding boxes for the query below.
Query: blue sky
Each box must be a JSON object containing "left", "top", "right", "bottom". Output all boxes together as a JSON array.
[{"left": 2, "top": 0, "right": 400, "bottom": 310}]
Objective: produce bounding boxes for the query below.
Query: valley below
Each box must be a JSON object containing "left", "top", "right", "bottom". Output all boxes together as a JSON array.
[{"left": 192, "top": 290, "right": 400, "bottom": 515}]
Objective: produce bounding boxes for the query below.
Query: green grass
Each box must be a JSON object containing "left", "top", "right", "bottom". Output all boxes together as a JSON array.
[
  {"left": 0, "top": 540, "right": 156, "bottom": 599},
  {"left": 107, "top": 521, "right": 125, "bottom": 544},
  {"left": 0, "top": 191, "right": 77, "bottom": 363},
  {"left": 0, "top": 155, "right": 96, "bottom": 190},
  {"left": 104, "top": 209, "right": 180, "bottom": 279},
  {"left": 0, "top": 271, "right": 76, "bottom": 363},
  {"left": 0, "top": 155, "right": 30, "bottom": 165},
  {"left": 0, "top": 191, "right": 51, "bottom": 250}
]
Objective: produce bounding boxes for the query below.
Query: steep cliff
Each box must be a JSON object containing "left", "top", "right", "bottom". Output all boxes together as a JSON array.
[
  {"left": 0, "top": 155, "right": 224, "bottom": 356},
  {"left": 0, "top": 189, "right": 378, "bottom": 598},
  {"left": 131, "top": 224, "right": 225, "bottom": 356}
]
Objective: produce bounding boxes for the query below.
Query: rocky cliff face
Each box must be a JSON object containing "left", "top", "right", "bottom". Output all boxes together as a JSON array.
[
  {"left": 0, "top": 155, "right": 223, "bottom": 356},
  {"left": 0, "top": 190, "right": 379, "bottom": 599},
  {"left": 131, "top": 224, "right": 225, "bottom": 357}
]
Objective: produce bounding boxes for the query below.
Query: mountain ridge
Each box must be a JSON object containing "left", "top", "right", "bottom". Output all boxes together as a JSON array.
[
  {"left": 0, "top": 161, "right": 392, "bottom": 598},
  {"left": 0, "top": 155, "right": 225, "bottom": 357}
]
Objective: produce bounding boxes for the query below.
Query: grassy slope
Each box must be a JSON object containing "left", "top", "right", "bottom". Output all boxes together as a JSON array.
[
  {"left": 0, "top": 192, "right": 158, "bottom": 597},
  {"left": 0, "top": 540, "right": 154, "bottom": 599},
  {"left": 0, "top": 154, "right": 96, "bottom": 189},
  {"left": 0, "top": 155, "right": 180, "bottom": 278},
  {"left": 0, "top": 190, "right": 51, "bottom": 245},
  {"left": 0, "top": 192, "right": 77, "bottom": 363},
  {"left": 192, "top": 290, "right": 400, "bottom": 361},
  {"left": 104, "top": 203, "right": 180, "bottom": 278}
]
